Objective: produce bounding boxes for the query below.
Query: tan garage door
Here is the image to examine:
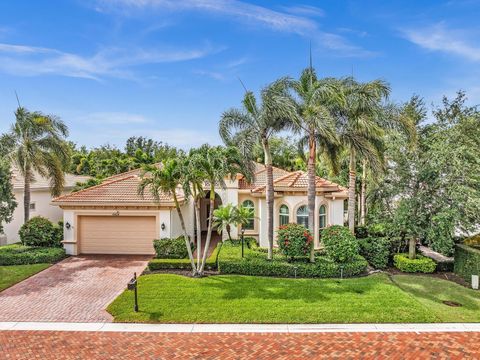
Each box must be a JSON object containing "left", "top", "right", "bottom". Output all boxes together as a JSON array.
[{"left": 79, "top": 216, "right": 156, "bottom": 255}]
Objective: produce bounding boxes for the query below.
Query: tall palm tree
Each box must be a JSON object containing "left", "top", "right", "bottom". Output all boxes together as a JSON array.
[
  {"left": 0, "top": 107, "right": 70, "bottom": 222},
  {"left": 290, "top": 68, "right": 342, "bottom": 262},
  {"left": 335, "top": 77, "right": 391, "bottom": 232},
  {"left": 138, "top": 159, "right": 197, "bottom": 274},
  {"left": 219, "top": 78, "right": 298, "bottom": 260},
  {"left": 189, "top": 145, "right": 249, "bottom": 275}
]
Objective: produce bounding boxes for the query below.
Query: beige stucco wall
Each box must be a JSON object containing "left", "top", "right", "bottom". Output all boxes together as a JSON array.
[{"left": 3, "top": 189, "right": 65, "bottom": 244}]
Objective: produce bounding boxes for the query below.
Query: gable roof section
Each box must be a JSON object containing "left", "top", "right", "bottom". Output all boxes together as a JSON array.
[
  {"left": 240, "top": 164, "right": 347, "bottom": 197},
  {"left": 52, "top": 172, "right": 183, "bottom": 206}
]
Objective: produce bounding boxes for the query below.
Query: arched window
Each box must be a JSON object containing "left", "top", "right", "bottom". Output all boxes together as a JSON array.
[
  {"left": 279, "top": 204, "right": 289, "bottom": 226},
  {"left": 296, "top": 205, "right": 309, "bottom": 228},
  {"left": 319, "top": 205, "right": 327, "bottom": 232},
  {"left": 242, "top": 200, "right": 255, "bottom": 230}
]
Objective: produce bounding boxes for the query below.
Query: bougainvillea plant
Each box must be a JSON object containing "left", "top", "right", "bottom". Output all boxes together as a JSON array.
[{"left": 277, "top": 223, "right": 313, "bottom": 261}]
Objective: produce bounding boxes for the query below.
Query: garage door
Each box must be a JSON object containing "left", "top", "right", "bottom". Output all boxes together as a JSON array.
[{"left": 79, "top": 216, "right": 156, "bottom": 255}]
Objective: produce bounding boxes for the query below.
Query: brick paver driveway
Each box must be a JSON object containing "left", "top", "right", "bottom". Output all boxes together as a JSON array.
[
  {"left": 1, "top": 331, "right": 479, "bottom": 359},
  {"left": 0, "top": 255, "right": 150, "bottom": 322}
]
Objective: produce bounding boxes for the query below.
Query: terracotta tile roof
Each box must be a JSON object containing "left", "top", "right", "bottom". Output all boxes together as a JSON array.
[
  {"left": 240, "top": 163, "right": 347, "bottom": 196},
  {"left": 11, "top": 166, "right": 90, "bottom": 191},
  {"left": 52, "top": 174, "right": 182, "bottom": 205}
]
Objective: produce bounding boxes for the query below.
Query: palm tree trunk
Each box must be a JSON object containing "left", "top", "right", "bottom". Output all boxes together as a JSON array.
[
  {"left": 173, "top": 193, "right": 196, "bottom": 274},
  {"left": 307, "top": 130, "right": 316, "bottom": 263},
  {"left": 199, "top": 185, "right": 215, "bottom": 274},
  {"left": 408, "top": 237, "right": 416, "bottom": 259},
  {"left": 195, "top": 199, "right": 202, "bottom": 266},
  {"left": 360, "top": 159, "right": 367, "bottom": 226},
  {"left": 348, "top": 149, "right": 356, "bottom": 233},
  {"left": 262, "top": 138, "right": 274, "bottom": 261},
  {"left": 23, "top": 165, "right": 31, "bottom": 223}
]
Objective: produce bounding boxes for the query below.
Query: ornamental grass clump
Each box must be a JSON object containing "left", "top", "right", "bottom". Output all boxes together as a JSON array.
[
  {"left": 277, "top": 223, "right": 313, "bottom": 261},
  {"left": 322, "top": 225, "right": 360, "bottom": 263}
]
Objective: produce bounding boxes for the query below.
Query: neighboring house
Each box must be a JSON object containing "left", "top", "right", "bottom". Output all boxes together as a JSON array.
[
  {"left": 2, "top": 167, "right": 90, "bottom": 244},
  {"left": 52, "top": 163, "right": 347, "bottom": 256}
]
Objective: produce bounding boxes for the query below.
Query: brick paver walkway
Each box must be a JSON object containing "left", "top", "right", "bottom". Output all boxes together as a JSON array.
[
  {"left": 1, "top": 331, "right": 479, "bottom": 359},
  {"left": 0, "top": 255, "right": 150, "bottom": 322}
]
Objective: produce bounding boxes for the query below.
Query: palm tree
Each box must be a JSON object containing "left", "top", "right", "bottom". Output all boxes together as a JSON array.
[
  {"left": 212, "top": 204, "right": 237, "bottom": 241},
  {"left": 235, "top": 204, "right": 255, "bottom": 231},
  {"left": 219, "top": 78, "right": 298, "bottom": 260},
  {"left": 290, "top": 68, "right": 342, "bottom": 262},
  {"left": 138, "top": 159, "right": 197, "bottom": 274},
  {"left": 0, "top": 107, "right": 70, "bottom": 223},
  {"left": 335, "top": 77, "right": 391, "bottom": 232},
  {"left": 189, "top": 145, "right": 249, "bottom": 275}
]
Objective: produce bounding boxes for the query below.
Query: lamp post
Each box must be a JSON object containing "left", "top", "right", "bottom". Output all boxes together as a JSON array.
[{"left": 241, "top": 228, "right": 245, "bottom": 258}]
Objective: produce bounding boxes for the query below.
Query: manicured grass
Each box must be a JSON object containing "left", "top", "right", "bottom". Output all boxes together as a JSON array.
[
  {"left": 0, "top": 263, "right": 50, "bottom": 291},
  {"left": 393, "top": 275, "right": 480, "bottom": 322},
  {"left": 108, "top": 273, "right": 439, "bottom": 323}
]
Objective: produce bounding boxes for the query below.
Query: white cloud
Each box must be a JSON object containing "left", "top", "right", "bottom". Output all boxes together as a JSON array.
[
  {"left": 0, "top": 42, "right": 220, "bottom": 80},
  {"left": 95, "top": 0, "right": 374, "bottom": 57},
  {"left": 402, "top": 23, "right": 480, "bottom": 62}
]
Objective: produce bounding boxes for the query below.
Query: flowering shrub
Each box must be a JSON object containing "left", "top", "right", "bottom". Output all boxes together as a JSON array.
[
  {"left": 322, "top": 225, "right": 359, "bottom": 263},
  {"left": 277, "top": 223, "right": 313, "bottom": 261}
]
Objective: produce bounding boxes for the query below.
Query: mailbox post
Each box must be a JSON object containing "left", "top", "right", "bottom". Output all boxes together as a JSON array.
[
  {"left": 127, "top": 272, "right": 139, "bottom": 312},
  {"left": 241, "top": 228, "right": 245, "bottom": 258}
]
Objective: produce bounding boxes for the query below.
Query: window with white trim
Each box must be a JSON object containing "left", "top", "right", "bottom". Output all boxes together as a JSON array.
[
  {"left": 242, "top": 200, "right": 255, "bottom": 230},
  {"left": 319, "top": 204, "right": 327, "bottom": 233},
  {"left": 296, "top": 205, "right": 309, "bottom": 228},
  {"left": 279, "top": 204, "right": 289, "bottom": 226}
]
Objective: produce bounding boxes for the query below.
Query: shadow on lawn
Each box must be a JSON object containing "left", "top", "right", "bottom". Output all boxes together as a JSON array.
[{"left": 200, "top": 275, "right": 383, "bottom": 303}]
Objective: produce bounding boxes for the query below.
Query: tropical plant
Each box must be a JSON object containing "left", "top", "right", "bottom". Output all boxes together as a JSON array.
[
  {"left": 212, "top": 204, "right": 237, "bottom": 241},
  {"left": 138, "top": 159, "right": 196, "bottom": 273},
  {"left": 0, "top": 159, "right": 17, "bottom": 234},
  {"left": 19, "top": 216, "right": 62, "bottom": 247},
  {"left": 277, "top": 223, "right": 313, "bottom": 261},
  {"left": 0, "top": 107, "right": 70, "bottom": 223},
  {"left": 321, "top": 225, "right": 360, "bottom": 263},
  {"left": 219, "top": 78, "right": 298, "bottom": 260},
  {"left": 189, "top": 145, "right": 250, "bottom": 275},
  {"left": 290, "top": 67, "right": 342, "bottom": 262},
  {"left": 334, "top": 77, "right": 390, "bottom": 232}
]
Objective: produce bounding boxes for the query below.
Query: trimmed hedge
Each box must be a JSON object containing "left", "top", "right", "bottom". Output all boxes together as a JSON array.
[
  {"left": 19, "top": 216, "right": 63, "bottom": 247},
  {"left": 454, "top": 244, "right": 480, "bottom": 282},
  {"left": 277, "top": 223, "right": 313, "bottom": 259},
  {"left": 357, "top": 237, "right": 390, "bottom": 270},
  {"left": 393, "top": 253, "right": 436, "bottom": 273},
  {"left": 217, "top": 242, "right": 367, "bottom": 278},
  {"left": 0, "top": 244, "right": 66, "bottom": 265},
  {"left": 153, "top": 236, "right": 194, "bottom": 259},
  {"left": 322, "top": 225, "right": 360, "bottom": 263},
  {"left": 148, "top": 244, "right": 221, "bottom": 271}
]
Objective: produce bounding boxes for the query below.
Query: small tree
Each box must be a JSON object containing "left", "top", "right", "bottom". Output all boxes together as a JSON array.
[
  {"left": 0, "top": 159, "right": 17, "bottom": 234},
  {"left": 212, "top": 204, "right": 237, "bottom": 241},
  {"left": 277, "top": 223, "right": 313, "bottom": 261}
]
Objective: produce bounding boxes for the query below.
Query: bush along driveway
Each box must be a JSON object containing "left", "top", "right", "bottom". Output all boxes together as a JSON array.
[{"left": 107, "top": 272, "right": 480, "bottom": 324}]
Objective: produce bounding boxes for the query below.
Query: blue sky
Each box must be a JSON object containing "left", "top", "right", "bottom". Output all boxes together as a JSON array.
[{"left": 0, "top": 0, "right": 479, "bottom": 149}]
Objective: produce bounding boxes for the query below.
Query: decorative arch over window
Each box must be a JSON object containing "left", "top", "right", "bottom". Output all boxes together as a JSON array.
[
  {"left": 296, "top": 205, "right": 309, "bottom": 228},
  {"left": 242, "top": 200, "right": 255, "bottom": 230},
  {"left": 279, "top": 204, "right": 289, "bottom": 226},
  {"left": 319, "top": 204, "right": 327, "bottom": 232}
]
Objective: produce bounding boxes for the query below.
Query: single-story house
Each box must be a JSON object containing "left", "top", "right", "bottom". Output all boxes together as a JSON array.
[
  {"left": 52, "top": 163, "right": 348, "bottom": 255},
  {"left": 1, "top": 167, "right": 90, "bottom": 245}
]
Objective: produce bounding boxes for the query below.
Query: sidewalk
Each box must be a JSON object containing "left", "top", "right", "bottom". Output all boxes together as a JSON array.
[{"left": 1, "top": 321, "right": 480, "bottom": 333}]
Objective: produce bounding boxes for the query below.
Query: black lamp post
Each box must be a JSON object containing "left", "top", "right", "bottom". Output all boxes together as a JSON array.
[{"left": 241, "top": 228, "right": 245, "bottom": 258}]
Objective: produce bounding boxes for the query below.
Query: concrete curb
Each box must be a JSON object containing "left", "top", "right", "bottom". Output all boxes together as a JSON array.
[{"left": 1, "top": 322, "right": 480, "bottom": 333}]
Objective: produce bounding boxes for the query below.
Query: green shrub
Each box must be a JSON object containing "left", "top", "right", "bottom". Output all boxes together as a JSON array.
[
  {"left": 357, "top": 237, "right": 390, "bottom": 269},
  {"left": 354, "top": 226, "right": 369, "bottom": 239},
  {"left": 393, "top": 253, "right": 436, "bottom": 273},
  {"left": 148, "top": 244, "right": 221, "bottom": 271},
  {"left": 277, "top": 223, "right": 313, "bottom": 260},
  {"left": 153, "top": 236, "right": 193, "bottom": 259},
  {"left": 217, "top": 241, "right": 367, "bottom": 278},
  {"left": 322, "top": 225, "right": 359, "bottom": 263},
  {"left": 0, "top": 244, "right": 66, "bottom": 265},
  {"left": 454, "top": 244, "right": 480, "bottom": 282},
  {"left": 19, "top": 216, "right": 62, "bottom": 247}
]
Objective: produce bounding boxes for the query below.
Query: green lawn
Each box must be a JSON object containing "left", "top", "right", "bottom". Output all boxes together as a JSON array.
[
  {"left": 0, "top": 264, "right": 50, "bottom": 291},
  {"left": 393, "top": 275, "right": 480, "bottom": 322},
  {"left": 108, "top": 273, "right": 455, "bottom": 323}
]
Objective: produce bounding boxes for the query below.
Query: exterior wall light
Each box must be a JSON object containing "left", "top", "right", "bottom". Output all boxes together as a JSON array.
[
  {"left": 161, "top": 223, "right": 166, "bottom": 231},
  {"left": 65, "top": 222, "right": 71, "bottom": 230}
]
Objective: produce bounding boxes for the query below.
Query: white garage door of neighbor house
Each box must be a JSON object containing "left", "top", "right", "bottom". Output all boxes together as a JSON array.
[{"left": 79, "top": 216, "right": 156, "bottom": 255}]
